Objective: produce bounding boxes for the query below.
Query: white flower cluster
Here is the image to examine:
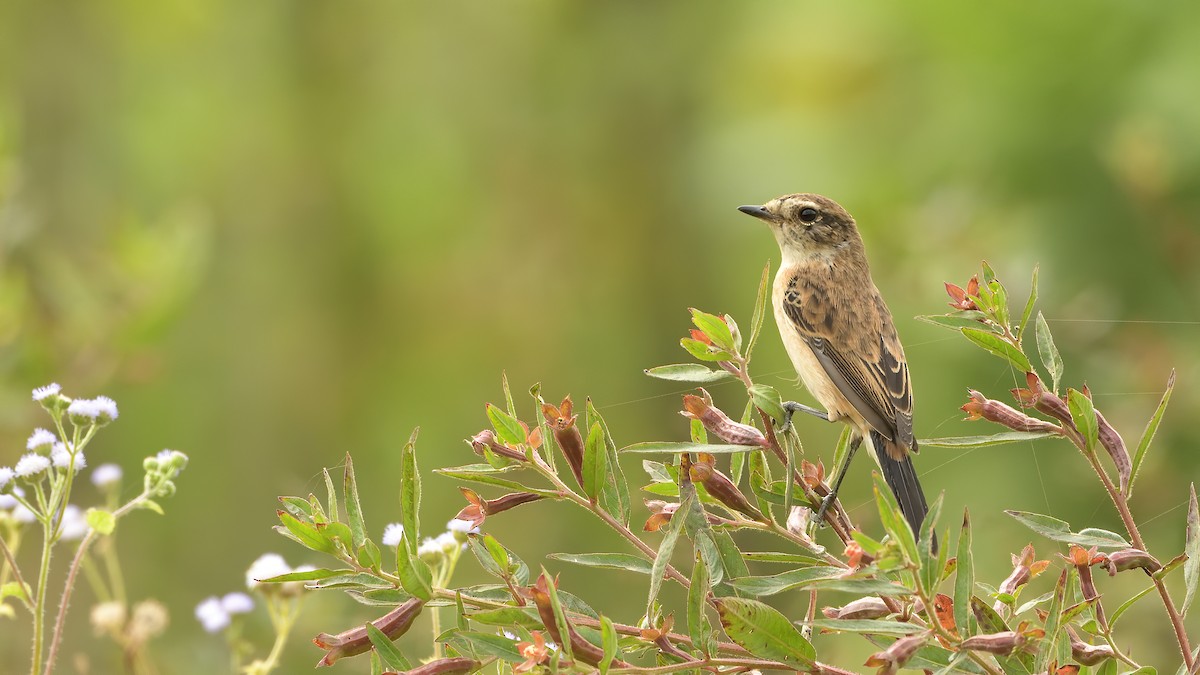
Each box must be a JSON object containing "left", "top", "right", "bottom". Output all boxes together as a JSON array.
[
  {"left": 407, "top": 518, "right": 479, "bottom": 562},
  {"left": 245, "top": 553, "right": 314, "bottom": 597},
  {"left": 194, "top": 593, "right": 255, "bottom": 633},
  {"left": 1, "top": 386, "right": 117, "bottom": 500}
]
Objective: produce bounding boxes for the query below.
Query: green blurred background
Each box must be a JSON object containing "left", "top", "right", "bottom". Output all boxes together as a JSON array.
[{"left": 3, "top": 0, "right": 1200, "bottom": 671}]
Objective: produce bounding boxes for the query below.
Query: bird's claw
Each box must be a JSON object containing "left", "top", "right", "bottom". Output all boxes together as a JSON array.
[
  {"left": 813, "top": 491, "right": 839, "bottom": 528},
  {"left": 777, "top": 401, "right": 830, "bottom": 433}
]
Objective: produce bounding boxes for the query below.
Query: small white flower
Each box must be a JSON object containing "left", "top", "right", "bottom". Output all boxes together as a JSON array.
[
  {"left": 67, "top": 398, "right": 100, "bottom": 420},
  {"left": 92, "top": 464, "right": 123, "bottom": 487},
  {"left": 0, "top": 467, "right": 14, "bottom": 491},
  {"left": 195, "top": 596, "right": 230, "bottom": 633},
  {"left": 502, "top": 629, "right": 519, "bottom": 641},
  {"left": 32, "top": 383, "right": 62, "bottom": 401},
  {"left": 90, "top": 601, "right": 127, "bottom": 634},
  {"left": 417, "top": 537, "right": 442, "bottom": 559},
  {"left": 0, "top": 493, "right": 17, "bottom": 510},
  {"left": 156, "top": 449, "right": 175, "bottom": 464},
  {"left": 435, "top": 531, "right": 462, "bottom": 553},
  {"left": 27, "top": 429, "right": 57, "bottom": 452},
  {"left": 15, "top": 454, "right": 51, "bottom": 479},
  {"left": 52, "top": 444, "right": 85, "bottom": 470},
  {"left": 246, "top": 553, "right": 291, "bottom": 590},
  {"left": 382, "top": 522, "right": 405, "bottom": 547},
  {"left": 92, "top": 396, "right": 118, "bottom": 421},
  {"left": 59, "top": 505, "right": 89, "bottom": 540},
  {"left": 446, "top": 518, "right": 478, "bottom": 534},
  {"left": 221, "top": 592, "right": 254, "bottom": 615}
]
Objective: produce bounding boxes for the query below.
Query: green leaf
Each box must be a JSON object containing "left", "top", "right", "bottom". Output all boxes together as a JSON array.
[
  {"left": 643, "top": 364, "right": 734, "bottom": 383},
  {"left": 448, "top": 632, "right": 524, "bottom": 662},
  {"left": 539, "top": 567, "right": 575, "bottom": 661},
  {"left": 873, "top": 472, "right": 919, "bottom": 566},
  {"left": 688, "top": 552, "right": 713, "bottom": 656},
  {"left": 748, "top": 384, "right": 785, "bottom": 424},
  {"left": 433, "top": 465, "right": 557, "bottom": 496},
  {"left": 400, "top": 428, "right": 421, "bottom": 556},
  {"left": 599, "top": 615, "right": 619, "bottom": 675},
  {"left": 741, "top": 551, "right": 827, "bottom": 565},
  {"left": 806, "top": 619, "right": 925, "bottom": 636},
  {"left": 1067, "top": 388, "right": 1099, "bottom": 453},
  {"left": 1005, "top": 510, "right": 1130, "bottom": 548},
  {"left": 915, "top": 311, "right": 997, "bottom": 332},
  {"left": 969, "top": 596, "right": 1010, "bottom": 634},
  {"left": 344, "top": 453, "right": 367, "bottom": 551},
  {"left": 621, "top": 442, "right": 756, "bottom": 455},
  {"left": 715, "top": 597, "right": 815, "bottom": 665},
  {"left": 1035, "top": 312, "right": 1063, "bottom": 392},
  {"left": 585, "top": 397, "right": 632, "bottom": 526},
  {"left": 323, "top": 469, "right": 340, "bottom": 524},
  {"left": 919, "top": 493, "right": 945, "bottom": 596},
  {"left": 546, "top": 552, "right": 652, "bottom": 575},
  {"left": 808, "top": 578, "right": 913, "bottom": 596},
  {"left": 647, "top": 489, "right": 688, "bottom": 616},
  {"left": 1017, "top": 265, "right": 1039, "bottom": 342},
  {"left": 691, "top": 308, "right": 736, "bottom": 352},
  {"left": 1131, "top": 370, "right": 1175, "bottom": 498},
  {"left": 357, "top": 539, "right": 382, "bottom": 572},
  {"left": 466, "top": 607, "right": 542, "bottom": 629},
  {"left": 1037, "top": 569, "right": 1069, "bottom": 670},
  {"left": 961, "top": 328, "right": 1032, "bottom": 372},
  {"left": 366, "top": 622, "right": 411, "bottom": 671},
  {"left": 276, "top": 510, "right": 335, "bottom": 554},
  {"left": 85, "top": 508, "right": 115, "bottom": 536},
  {"left": 263, "top": 567, "right": 345, "bottom": 583},
  {"left": 680, "top": 337, "right": 735, "bottom": 362},
  {"left": 1184, "top": 484, "right": 1200, "bottom": 616},
  {"left": 954, "top": 510, "right": 974, "bottom": 638},
  {"left": 396, "top": 533, "right": 433, "bottom": 601},
  {"left": 486, "top": 404, "right": 525, "bottom": 447},
  {"left": 746, "top": 262, "right": 771, "bottom": 360},
  {"left": 138, "top": 499, "right": 163, "bottom": 515},
  {"left": 583, "top": 422, "right": 607, "bottom": 500},
  {"left": 919, "top": 431, "right": 1057, "bottom": 448},
  {"left": 730, "top": 567, "right": 845, "bottom": 597}
]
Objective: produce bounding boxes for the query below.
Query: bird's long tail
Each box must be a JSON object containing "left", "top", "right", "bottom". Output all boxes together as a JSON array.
[{"left": 870, "top": 430, "right": 933, "bottom": 549}]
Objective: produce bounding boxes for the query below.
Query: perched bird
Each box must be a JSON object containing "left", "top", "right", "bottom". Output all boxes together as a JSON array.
[{"left": 738, "top": 193, "right": 931, "bottom": 541}]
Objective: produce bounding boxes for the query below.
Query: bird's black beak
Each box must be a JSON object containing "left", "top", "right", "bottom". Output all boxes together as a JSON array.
[{"left": 738, "top": 205, "right": 774, "bottom": 221}]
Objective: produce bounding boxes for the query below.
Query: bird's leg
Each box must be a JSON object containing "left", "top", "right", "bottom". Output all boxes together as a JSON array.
[
  {"left": 778, "top": 401, "right": 830, "bottom": 433},
  {"left": 815, "top": 436, "right": 861, "bottom": 526}
]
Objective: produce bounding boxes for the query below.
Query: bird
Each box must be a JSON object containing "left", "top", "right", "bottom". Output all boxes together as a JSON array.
[{"left": 738, "top": 193, "right": 931, "bottom": 543}]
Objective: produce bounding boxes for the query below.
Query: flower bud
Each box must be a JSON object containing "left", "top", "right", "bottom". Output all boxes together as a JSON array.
[
  {"left": 822, "top": 596, "right": 889, "bottom": 620},
  {"left": 1067, "top": 626, "right": 1116, "bottom": 666},
  {"left": 994, "top": 544, "right": 1046, "bottom": 613},
  {"left": 468, "top": 429, "right": 525, "bottom": 462},
  {"left": 689, "top": 453, "right": 763, "bottom": 521},
  {"left": 542, "top": 397, "right": 586, "bottom": 489},
  {"left": 1095, "top": 408, "right": 1132, "bottom": 493},
  {"left": 959, "top": 631, "right": 1023, "bottom": 655},
  {"left": 864, "top": 631, "right": 930, "bottom": 673},
  {"left": 680, "top": 391, "right": 768, "bottom": 447},
  {"left": 455, "top": 488, "right": 544, "bottom": 528},
  {"left": 962, "top": 391, "right": 1060, "bottom": 433},
  {"left": 1098, "top": 548, "right": 1161, "bottom": 576},
  {"left": 386, "top": 657, "right": 480, "bottom": 675}
]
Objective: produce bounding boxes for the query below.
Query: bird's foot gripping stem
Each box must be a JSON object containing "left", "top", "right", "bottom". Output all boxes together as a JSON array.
[
  {"left": 777, "top": 401, "right": 829, "bottom": 433},
  {"left": 813, "top": 491, "right": 839, "bottom": 528}
]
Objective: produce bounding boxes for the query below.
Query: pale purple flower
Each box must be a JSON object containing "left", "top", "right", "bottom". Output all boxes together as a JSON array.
[
  {"left": 67, "top": 398, "right": 100, "bottom": 420},
  {"left": 32, "top": 383, "right": 62, "bottom": 401},
  {"left": 52, "top": 444, "right": 85, "bottom": 470},
  {"left": 92, "top": 396, "right": 119, "bottom": 421},
  {"left": 446, "top": 518, "right": 479, "bottom": 534},
  {"left": 195, "top": 597, "right": 230, "bottom": 633},
  {"left": 92, "top": 464, "right": 123, "bottom": 487},
  {"left": 0, "top": 467, "right": 14, "bottom": 492},
  {"left": 382, "top": 523, "right": 405, "bottom": 547},
  {"left": 246, "top": 553, "right": 291, "bottom": 590},
  {"left": 59, "top": 505, "right": 89, "bottom": 540},
  {"left": 13, "top": 503, "right": 37, "bottom": 523},
  {"left": 221, "top": 592, "right": 254, "bottom": 615},
  {"left": 27, "top": 429, "right": 57, "bottom": 452}
]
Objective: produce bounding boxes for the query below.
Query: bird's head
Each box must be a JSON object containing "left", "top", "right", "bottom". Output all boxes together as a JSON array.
[{"left": 738, "top": 193, "right": 860, "bottom": 262}]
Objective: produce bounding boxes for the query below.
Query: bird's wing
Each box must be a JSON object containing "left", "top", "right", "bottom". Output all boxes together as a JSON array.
[{"left": 781, "top": 284, "right": 914, "bottom": 450}]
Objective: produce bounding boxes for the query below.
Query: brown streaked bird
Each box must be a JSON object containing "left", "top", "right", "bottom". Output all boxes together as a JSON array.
[{"left": 738, "top": 193, "right": 931, "bottom": 542}]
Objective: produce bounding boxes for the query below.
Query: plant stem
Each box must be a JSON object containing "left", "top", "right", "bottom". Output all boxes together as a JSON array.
[
  {"left": 30, "top": 516, "right": 56, "bottom": 675},
  {"left": 0, "top": 531, "right": 30, "bottom": 608}
]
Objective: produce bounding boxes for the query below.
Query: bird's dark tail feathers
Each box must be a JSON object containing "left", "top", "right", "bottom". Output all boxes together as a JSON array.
[{"left": 870, "top": 430, "right": 935, "bottom": 552}]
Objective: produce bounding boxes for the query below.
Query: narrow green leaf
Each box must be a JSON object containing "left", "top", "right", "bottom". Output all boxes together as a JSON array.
[
  {"left": 621, "top": 442, "right": 756, "bottom": 455},
  {"left": 501, "top": 371, "right": 517, "bottom": 417},
  {"left": 539, "top": 567, "right": 575, "bottom": 661},
  {"left": 583, "top": 422, "right": 607, "bottom": 500},
  {"left": 729, "top": 567, "right": 844, "bottom": 597},
  {"left": 873, "top": 472, "right": 919, "bottom": 565},
  {"left": 961, "top": 328, "right": 1032, "bottom": 372},
  {"left": 1067, "top": 388, "right": 1099, "bottom": 453},
  {"left": 688, "top": 552, "right": 713, "bottom": 656},
  {"left": 1184, "top": 484, "right": 1200, "bottom": 616},
  {"left": 323, "top": 468, "right": 340, "bottom": 524},
  {"left": 920, "top": 431, "right": 1057, "bottom": 448},
  {"left": 969, "top": 596, "right": 1010, "bottom": 634},
  {"left": 344, "top": 453, "right": 367, "bottom": 551},
  {"left": 748, "top": 384, "right": 786, "bottom": 424},
  {"left": 691, "top": 307, "right": 736, "bottom": 352},
  {"left": 599, "top": 615, "right": 619, "bottom": 675},
  {"left": 1037, "top": 569, "right": 1069, "bottom": 670},
  {"left": 396, "top": 533, "right": 433, "bottom": 601},
  {"left": 546, "top": 552, "right": 652, "bottom": 575},
  {"left": 486, "top": 404, "right": 525, "bottom": 447},
  {"left": 1006, "top": 510, "right": 1130, "bottom": 548},
  {"left": 1013, "top": 591, "right": 1054, "bottom": 616},
  {"left": 644, "top": 364, "right": 734, "bottom": 383},
  {"left": 482, "top": 535, "right": 510, "bottom": 575},
  {"left": 85, "top": 508, "right": 115, "bottom": 536},
  {"left": 1016, "top": 265, "right": 1039, "bottom": 342},
  {"left": 1035, "top": 312, "right": 1063, "bottom": 392},
  {"left": 680, "top": 337, "right": 735, "bottom": 362},
  {"left": 808, "top": 578, "right": 912, "bottom": 596},
  {"left": 915, "top": 311, "right": 998, "bottom": 333},
  {"left": 401, "top": 427, "right": 421, "bottom": 556},
  {"left": 711, "top": 530, "right": 750, "bottom": 594},
  {"left": 1131, "top": 370, "right": 1175, "bottom": 498},
  {"left": 919, "top": 493, "right": 945, "bottom": 595},
  {"left": 741, "top": 551, "right": 827, "bottom": 565},
  {"left": 357, "top": 539, "right": 382, "bottom": 572},
  {"left": 806, "top": 619, "right": 924, "bottom": 636},
  {"left": 746, "top": 262, "right": 771, "bottom": 359},
  {"left": 585, "top": 397, "right": 631, "bottom": 525},
  {"left": 647, "top": 489, "right": 688, "bottom": 615},
  {"left": 366, "top": 622, "right": 411, "bottom": 670},
  {"left": 466, "top": 607, "right": 542, "bottom": 628},
  {"left": 433, "top": 465, "right": 557, "bottom": 496},
  {"left": 715, "top": 597, "right": 815, "bottom": 664},
  {"left": 449, "top": 632, "right": 524, "bottom": 662},
  {"left": 954, "top": 510, "right": 974, "bottom": 638},
  {"left": 277, "top": 511, "right": 335, "bottom": 554}
]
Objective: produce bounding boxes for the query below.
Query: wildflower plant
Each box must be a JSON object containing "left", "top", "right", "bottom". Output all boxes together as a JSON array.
[
  {"left": 0, "top": 385, "right": 188, "bottom": 675},
  {"left": 249, "top": 262, "right": 1193, "bottom": 673}
]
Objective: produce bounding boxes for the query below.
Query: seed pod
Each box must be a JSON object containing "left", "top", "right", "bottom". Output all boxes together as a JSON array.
[
  {"left": 864, "top": 631, "right": 930, "bottom": 673},
  {"left": 1067, "top": 626, "right": 1116, "bottom": 665},
  {"left": 383, "top": 657, "right": 480, "bottom": 675},
  {"left": 689, "top": 453, "right": 764, "bottom": 521},
  {"left": 1099, "top": 548, "right": 1162, "bottom": 576},
  {"left": 959, "top": 631, "right": 1023, "bottom": 655},
  {"left": 314, "top": 598, "right": 424, "bottom": 667},
  {"left": 822, "top": 596, "right": 890, "bottom": 620},
  {"left": 963, "top": 390, "right": 1061, "bottom": 433},
  {"left": 530, "top": 574, "right": 627, "bottom": 667},
  {"left": 1095, "top": 408, "right": 1132, "bottom": 493},
  {"left": 680, "top": 391, "right": 769, "bottom": 447},
  {"left": 469, "top": 429, "right": 526, "bottom": 462},
  {"left": 542, "top": 396, "right": 586, "bottom": 489}
]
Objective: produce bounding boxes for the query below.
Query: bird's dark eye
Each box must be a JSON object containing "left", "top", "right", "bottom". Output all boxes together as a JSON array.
[{"left": 799, "top": 207, "right": 818, "bottom": 223}]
